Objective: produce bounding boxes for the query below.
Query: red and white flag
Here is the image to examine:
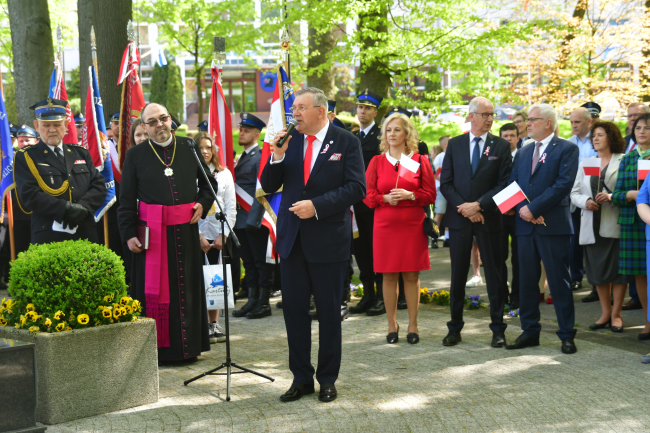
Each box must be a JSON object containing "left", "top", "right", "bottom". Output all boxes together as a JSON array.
[
  {"left": 396, "top": 154, "right": 420, "bottom": 186},
  {"left": 582, "top": 158, "right": 601, "bottom": 177},
  {"left": 49, "top": 61, "right": 78, "bottom": 145},
  {"left": 208, "top": 61, "right": 234, "bottom": 174},
  {"left": 493, "top": 181, "right": 527, "bottom": 214},
  {"left": 235, "top": 184, "right": 277, "bottom": 259},
  {"left": 639, "top": 160, "right": 650, "bottom": 181}
]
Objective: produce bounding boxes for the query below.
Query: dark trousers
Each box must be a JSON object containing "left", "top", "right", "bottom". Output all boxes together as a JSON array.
[
  {"left": 448, "top": 224, "right": 506, "bottom": 334},
  {"left": 353, "top": 210, "right": 382, "bottom": 296},
  {"left": 570, "top": 208, "right": 584, "bottom": 282},
  {"left": 281, "top": 234, "right": 346, "bottom": 385},
  {"left": 502, "top": 215, "right": 519, "bottom": 304},
  {"left": 14, "top": 220, "right": 31, "bottom": 256},
  {"left": 518, "top": 233, "right": 576, "bottom": 340},
  {"left": 235, "top": 226, "right": 271, "bottom": 290}
]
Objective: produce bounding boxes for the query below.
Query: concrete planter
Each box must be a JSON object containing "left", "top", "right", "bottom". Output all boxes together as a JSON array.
[{"left": 0, "top": 318, "right": 159, "bottom": 424}]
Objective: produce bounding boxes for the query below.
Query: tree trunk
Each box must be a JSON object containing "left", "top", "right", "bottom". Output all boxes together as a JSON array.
[
  {"left": 92, "top": 0, "right": 132, "bottom": 121},
  {"left": 358, "top": 2, "right": 391, "bottom": 119},
  {"left": 195, "top": 63, "right": 203, "bottom": 124},
  {"left": 642, "top": 0, "right": 650, "bottom": 101},
  {"left": 307, "top": 22, "right": 336, "bottom": 98},
  {"left": 77, "top": 0, "right": 95, "bottom": 114},
  {"left": 7, "top": 0, "right": 54, "bottom": 125}
]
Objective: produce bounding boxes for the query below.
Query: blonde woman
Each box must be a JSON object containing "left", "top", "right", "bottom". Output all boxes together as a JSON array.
[{"left": 363, "top": 113, "right": 436, "bottom": 344}]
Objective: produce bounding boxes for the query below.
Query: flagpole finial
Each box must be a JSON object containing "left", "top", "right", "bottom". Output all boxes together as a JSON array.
[
  {"left": 127, "top": 20, "right": 135, "bottom": 42},
  {"left": 91, "top": 26, "right": 96, "bottom": 48}
]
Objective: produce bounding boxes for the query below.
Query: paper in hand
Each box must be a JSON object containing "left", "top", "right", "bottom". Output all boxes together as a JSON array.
[{"left": 52, "top": 220, "right": 78, "bottom": 234}]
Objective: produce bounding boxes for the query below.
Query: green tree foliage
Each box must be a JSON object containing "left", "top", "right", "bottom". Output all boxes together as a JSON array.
[
  {"left": 165, "top": 61, "right": 183, "bottom": 122},
  {"left": 66, "top": 66, "right": 80, "bottom": 100},
  {"left": 3, "top": 75, "right": 17, "bottom": 124},
  {"left": 149, "top": 62, "right": 168, "bottom": 107}
]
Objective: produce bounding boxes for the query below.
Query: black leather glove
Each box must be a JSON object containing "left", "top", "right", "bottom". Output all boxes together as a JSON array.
[
  {"left": 246, "top": 224, "right": 260, "bottom": 235},
  {"left": 63, "top": 202, "right": 91, "bottom": 227}
]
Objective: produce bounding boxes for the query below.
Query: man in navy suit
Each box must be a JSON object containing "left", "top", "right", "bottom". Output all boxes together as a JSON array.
[
  {"left": 506, "top": 104, "right": 579, "bottom": 354},
  {"left": 261, "top": 87, "right": 366, "bottom": 403},
  {"left": 440, "top": 96, "right": 512, "bottom": 348}
]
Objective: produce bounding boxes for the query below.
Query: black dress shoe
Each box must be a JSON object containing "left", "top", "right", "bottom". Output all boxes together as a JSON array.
[
  {"left": 246, "top": 305, "right": 271, "bottom": 319},
  {"left": 366, "top": 300, "right": 386, "bottom": 316},
  {"left": 442, "top": 332, "right": 461, "bottom": 346},
  {"left": 280, "top": 383, "right": 315, "bottom": 402},
  {"left": 571, "top": 280, "right": 582, "bottom": 291},
  {"left": 639, "top": 332, "right": 650, "bottom": 341},
  {"left": 582, "top": 289, "right": 599, "bottom": 303},
  {"left": 611, "top": 325, "right": 624, "bottom": 333},
  {"left": 349, "top": 295, "right": 374, "bottom": 314},
  {"left": 491, "top": 332, "right": 506, "bottom": 348},
  {"left": 341, "top": 304, "right": 349, "bottom": 321},
  {"left": 561, "top": 338, "right": 577, "bottom": 354},
  {"left": 431, "top": 240, "right": 439, "bottom": 249},
  {"left": 505, "top": 333, "right": 539, "bottom": 350},
  {"left": 443, "top": 239, "right": 450, "bottom": 248},
  {"left": 387, "top": 325, "right": 399, "bottom": 344},
  {"left": 397, "top": 299, "right": 408, "bottom": 310},
  {"left": 622, "top": 299, "right": 643, "bottom": 310},
  {"left": 508, "top": 301, "right": 519, "bottom": 310},
  {"left": 276, "top": 301, "right": 283, "bottom": 309},
  {"left": 588, "top": 320, "right": 610, "bottom": 330},
  {"left": 407, "top": 332, "right": 419, "bottom": 344},
  {"left": 318, "top": 383, "right": 337, "bottom": 402}
]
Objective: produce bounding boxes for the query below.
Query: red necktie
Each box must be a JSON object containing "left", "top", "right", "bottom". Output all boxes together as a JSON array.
[{"left": 304, "top": 135, "right": 316, "bottom": 185}]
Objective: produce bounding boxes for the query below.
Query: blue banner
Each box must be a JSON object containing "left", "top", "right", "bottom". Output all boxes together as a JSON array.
[{"left": 0, "top": 90, "right": 14, "bottom": 210}]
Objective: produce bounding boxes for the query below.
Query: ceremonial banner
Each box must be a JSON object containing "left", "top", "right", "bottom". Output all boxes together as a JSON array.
[
  {"left": 639, "top": 160, "right": 650, "bottom": 181},
  {"left": 582, "top": 158, "right": 601, "bottom": 177},
  {"left": 81, "top": 66, "right": 116, "bottom": 221},
  {"left": 493, "top": 181, "right": 527, "bottom": 214},
  {"left": 235, "top": 184, "right": 277, "bottom": 260},
  {"left": 208, "top": 61, "right": 234, "bottom": 174},
  {"left": 117, "top": 41, "right": 145, "bottom": 174},
  {"left": 0, "top": 89, "right": 14, "bottom": 222},
  {"left": 48, "top": 62, "right": 78, "bottom": 145}
]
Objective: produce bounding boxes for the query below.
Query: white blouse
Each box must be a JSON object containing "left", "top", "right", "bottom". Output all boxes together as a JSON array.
[{"left": 198, "top": 165, "right": 236, "bottom": 240}]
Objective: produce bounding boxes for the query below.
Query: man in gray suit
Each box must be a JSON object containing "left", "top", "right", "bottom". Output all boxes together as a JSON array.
[{"left": 232, "top": 113, "right": 273, "bottom": 319}]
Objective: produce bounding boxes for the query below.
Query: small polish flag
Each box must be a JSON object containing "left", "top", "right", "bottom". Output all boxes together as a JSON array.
[
  {"left": 639, "top": 160, "right": 650, "bottom": 180},
  {"left": 461, "top": 122, "right": 471, "bottom": 134},
  {"left": 493, "top": 182, "right": 527, "bottom": 214},
  {"left": 582, "top": 158, "right": 601, "bottom": 177},
  {"left": 398, "top": 154, "right": 421, "bottom": 184}
]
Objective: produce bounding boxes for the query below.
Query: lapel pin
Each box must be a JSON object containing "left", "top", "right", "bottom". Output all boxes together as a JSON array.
[
  {"left": 44, "top": 150, "right": 48, "bottom": 153},
  {"left": 540, "top": 153, "right": 547, "bottom": 164},
  {"left": 483, "top": 146, "right": 490, "bottom": 156},
  {"left": 321, "top": 144, "right": 330, "bottom": 154}
]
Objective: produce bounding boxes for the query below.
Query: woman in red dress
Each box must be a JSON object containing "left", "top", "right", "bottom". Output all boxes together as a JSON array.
[{"left": 363, "top": 113, "right": 436, "bottom": 345}]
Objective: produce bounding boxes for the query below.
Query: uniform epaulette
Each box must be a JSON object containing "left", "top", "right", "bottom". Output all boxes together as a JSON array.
[
  {"left": 20, "top": 145, "right": 38, "bottom": 152},
  {"left": 67, "top": 143, "right": 85, "bottom": 148}
]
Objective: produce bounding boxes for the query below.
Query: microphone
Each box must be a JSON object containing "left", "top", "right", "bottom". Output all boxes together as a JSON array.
[{"left": 277, "top": 119, "right": 298, "bottom": 147}]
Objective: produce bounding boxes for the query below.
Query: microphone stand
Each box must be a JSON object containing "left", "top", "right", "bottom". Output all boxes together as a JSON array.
[{"left": 183, "top": 141, "right": 274, "bottom": 401}]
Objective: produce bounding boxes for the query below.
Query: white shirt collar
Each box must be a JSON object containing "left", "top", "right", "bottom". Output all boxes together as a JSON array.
[
  {"left": 536, "top": 133, "right": 555, "bottom": 147},
  {"left": 244, "top": 145, "right": 256, "bottom": 154},
  {"left": 47, "top": 143, "right": 63, "bottom": 153},
  {"left": 511, "top": 148, "right": 518, "bottom": 157},
  {"left": 151, "top": 134, "right": 173, "bottom": 147},
  {"left": 469, "top": 131, "right": 489, "bottom": 146},
  {"left": 385, "top": 151, "right": 415, "bottom": 166},
  {"left": 309, "top": 121, "right": 329, "bottom": 144},
  {"left": 361, "top": 122, "right": 375, "bottom": 136}
]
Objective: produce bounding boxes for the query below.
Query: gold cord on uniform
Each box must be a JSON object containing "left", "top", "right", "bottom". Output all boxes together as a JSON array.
[{"left": 148, "top": 137, "right": 176, "bottom": 176}]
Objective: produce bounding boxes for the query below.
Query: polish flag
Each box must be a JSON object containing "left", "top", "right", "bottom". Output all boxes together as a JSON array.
[
  {"left": 493, "top": 182, "right": 527, "bottom": 214},
  {"left": 582, "top": 158, "right": 601, "bottom": 177},
  {"left": 639, "top": 160, "right": 650, "bottom": 180},
  {"left": 208, "top": 61, "right": 234, "bottom": 174},
  {"left": 235, "top": 184, "right": 277, "bottom": 259},
  {"left": 397, "top": 154, "right": 420, "bottom": 185}
]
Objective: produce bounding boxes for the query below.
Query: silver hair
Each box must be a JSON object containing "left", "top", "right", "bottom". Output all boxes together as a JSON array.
[
  {"left": 572, "top": 106, "right": 591, "bottom": 121},
  {"left": 628, "top": 102, "right": 650, "bottom": 114},
  {"left": 528, "top": 103, "right": 558, "bottom": 131},
  {"left": 295, "top": 87, "right": 328, "bottom": 110},
  {"left": 468, "top": 96, "right": 493, "bottom": 113}
]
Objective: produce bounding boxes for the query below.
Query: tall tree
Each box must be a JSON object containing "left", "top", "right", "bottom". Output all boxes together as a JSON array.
[
  {"left": 77, "top": 0, "right": 95, "bottom": 114},
  {"left": 7, "top": 0, "right": 54, "bottom": 125},
  {"left": 642, "top": 0, "right": 650, "bottom": 102},
  {"left": 165, "top": 61, "right": 183, "bottom": 122},
  {"left": 149, "top": 62, "right": 168, "bottom": 106},
  {"left": 92, "top": 0, "right": 132, "bottom": 120},
  {"left": 138, "top": 0, "right": 260, "bottom": 123},
  {"left": 307, "top": 21, "right": 336, "bottom": 98}
]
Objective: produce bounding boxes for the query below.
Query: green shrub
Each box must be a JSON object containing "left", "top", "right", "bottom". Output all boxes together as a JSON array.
[{"left": 8, "top": 240, "right": 128, "bottom": 319}]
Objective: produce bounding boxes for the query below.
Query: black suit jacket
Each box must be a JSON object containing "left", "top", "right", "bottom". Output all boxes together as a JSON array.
[
  {"left": 234, "top": 145, "right": 265, "bottom": 229},
  {"left": 440, "top": 132, "right": 512, "bottom": 232},
  {"left": 353, "top": 123, "right": 381, "bottom": 213}
]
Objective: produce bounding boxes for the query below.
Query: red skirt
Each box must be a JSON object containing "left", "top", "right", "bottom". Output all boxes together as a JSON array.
[{"left": 373, "top": 205, "right": 430, "bottom": 273}]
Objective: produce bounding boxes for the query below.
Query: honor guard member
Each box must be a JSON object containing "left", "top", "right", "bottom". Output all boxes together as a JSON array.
[
  {"left": 9, "top": 123, "right": 17, "bottom": 146},
  {"left": 349, "top": 89, "right": 386, "bottom": 316},
  {"left": 16, "top": 125, "right": 39, "bottom": 149},
  {"left": 11, "top": 127, "right": 38, "bottom": 254},
  {"left": 198, "top": 120, "right": 208, "bottom": 132},
  {"left": 74, "top": 113, "right": 85, "bottom": 142},
  {"left": 232, "top": 112, "right": 274, "bottom": 320},
  {"left": 13, "top": 97, "right": 107, "bottom": 244},
  {"left": 581, "top": 101, "right": 601, "bottom": 119}
]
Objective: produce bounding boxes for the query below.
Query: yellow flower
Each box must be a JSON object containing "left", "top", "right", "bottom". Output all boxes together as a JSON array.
[
  {"left": 103, "top": 295, "right": 112, "bottom": 302},
  {"left": 54, "top": 311, "right": 65, "bottom": 321},
  {"left": 0, "top": 317, "right": 7, "bottom": 326},
  {"left": 44, "top": 318, "right": 52, "bottom": 327},
  {"left": 20, "top": 315, "right": 26, "bottom": 325},
  {"left": 25, "top": 303, "right": 35, "bottom": 312},
  {"left": 65, "top": 326, "right": 72, "bottom": 331},
  {"left": 120, "top": 297, "right": 130, "bottom": 306},
  {"left": 123, "top": 305, "right": 132, "bottom": 314},
  {"left": 132, "top": 300, "right": 141, "bottom": 312},
  {"left": 77, "top": 314, "right": 90, "bottom": 325},
  {"left": 25, "top": 311, "right": 37, "bottom": 322},
  {"left": 98, "top": 305, "right": 104, "bottom": 311},
  {"left": 131, "top": 316, "right": 138, "bottom": 322},
  {"left": 15, "top": 323, "right": 21, "bottom": 329},
  {"left": 120, "top": 307, "right": 128, "bottom": 317},
  {"left": 28, "top": 326, "right": 39, "bottom": 333},
  {"left": 55, "top": 322, "right": 66, "bottom": 332},
  {"left": 94, "top": 321, "right": 102, "bottom": 327},
  {"left": 113, "top": 308, "right": 122, "bottom": 319},
  {"left": 102, "top": 309, "right": 112, "bottom": 318},
  {"left": 68, "top": 314, "right": 75, "bottom": 322}
]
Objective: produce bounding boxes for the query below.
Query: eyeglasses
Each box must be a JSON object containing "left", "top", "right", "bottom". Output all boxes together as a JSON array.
[
  {"left": 527, "top": 117, "right": 544, "bottom": 123},
  {"left": 144, "top": 115, "right": 170, "bottom": 127},
  {"left": 472, "top": 112, "right": 495, "bottom": 119},
  {"left": 290, "top": 105, "right": 321, "bottom": 114}
]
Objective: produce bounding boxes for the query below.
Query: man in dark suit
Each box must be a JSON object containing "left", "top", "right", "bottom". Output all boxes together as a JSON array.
[
  {"left": 261, "top": 87, "right": 366, "bottom": 403},
  {"left": 506, "top": 103, "right": 579, "bottom": 354},
  {"left": 232, "top": 113, "right": 272, "bottom": 319},
  {"left": 350, "top": 89, "right": 385, "bottom": 316},
  {"left": 499, "top": 123, "right": 520, "bottom": 309},
  {"left": 440, "top": 96, "right": 512, "bottom": 348}
]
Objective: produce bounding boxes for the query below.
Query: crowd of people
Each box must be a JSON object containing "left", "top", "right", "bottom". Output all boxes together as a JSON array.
[{"left": 6, "top": 87, "right": 650, "bottom": 404}]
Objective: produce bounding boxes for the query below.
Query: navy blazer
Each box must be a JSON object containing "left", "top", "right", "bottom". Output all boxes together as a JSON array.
[
  {"left": 440, "top": 132, "right": 512, "bottom": 233},
  {"left": 509, "top": 135, "right": 579, "bottom": 236},
  {"left": 260, "top": 122, "right": 366, "bottom": 263}
]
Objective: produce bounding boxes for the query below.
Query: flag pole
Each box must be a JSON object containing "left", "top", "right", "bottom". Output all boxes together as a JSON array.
[
  {"left": 91, "top": 26, "right": 109, "bottom": 249},
  {"left": 57, "top": 26, "right": 64, "bottom": 91}
]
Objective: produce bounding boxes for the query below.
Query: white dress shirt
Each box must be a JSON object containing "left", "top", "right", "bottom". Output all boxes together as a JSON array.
[
  {"left": 468, "top": 131, "right": 488, "bottom": 164},
  {"left": 198, "top": 165, "right": 236, "bottom": 240},
  {"left": 360, "top": 122, "right": 375, "bottom": 137},
  {"left": 511, "top": 148, "right": 518, "bottom": 162},
  {"left": 532, "top": 133, "right": 555, "bottom": 163}
]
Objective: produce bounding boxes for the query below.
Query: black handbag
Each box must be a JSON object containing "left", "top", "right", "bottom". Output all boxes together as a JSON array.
[{"left": 423, "top": 214, "right": 440, "bottom": 238}]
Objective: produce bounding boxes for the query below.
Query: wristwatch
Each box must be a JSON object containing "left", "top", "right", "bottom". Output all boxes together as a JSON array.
[{"left": 410, "top": 192, "right": 416, "bottom": 201}]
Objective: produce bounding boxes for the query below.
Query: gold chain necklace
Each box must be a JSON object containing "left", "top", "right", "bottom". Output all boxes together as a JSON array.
[{"left": 148, "top": 136, "right": 176, "bottom": 176}]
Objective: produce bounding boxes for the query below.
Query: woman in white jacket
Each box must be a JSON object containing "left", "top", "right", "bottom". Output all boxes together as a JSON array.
[
  {"left": 196, "top": 132, "right": 237, "bottom": 343},
  {"left": 571, "top": 121, "right": 631, "bottom": 332}
]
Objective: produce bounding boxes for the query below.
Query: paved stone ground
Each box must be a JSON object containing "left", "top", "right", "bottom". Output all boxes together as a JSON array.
[{"left": 30, "top": 245, "right": 650, "bottom": 433}]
